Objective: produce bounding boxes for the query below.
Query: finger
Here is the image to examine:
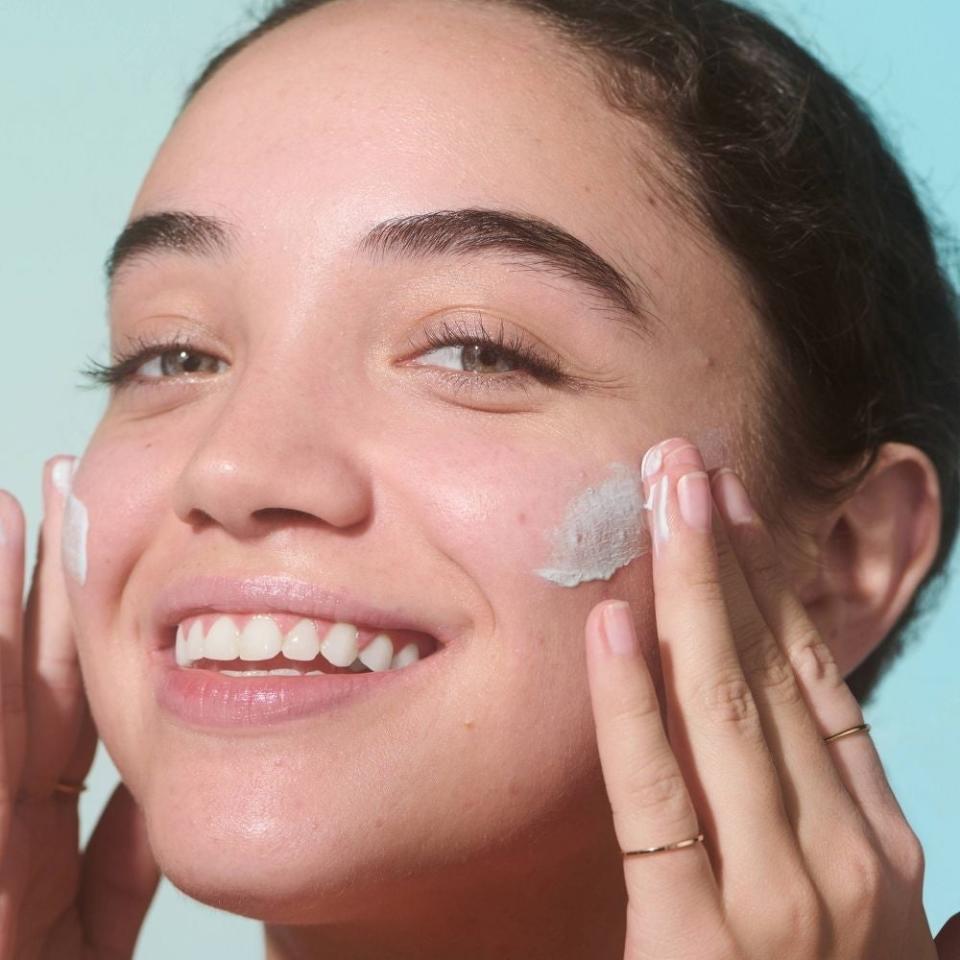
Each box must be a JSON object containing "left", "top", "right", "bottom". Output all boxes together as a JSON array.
[
  {"left": 935, "top": 912, "right": 960, "bottom": 958},
  {"left": 21, "top": 457, "right": 89, "bottom": 798},
  {"left": 711, "top": 468, "right": 895, "bottom": 825},
  {"left": 705, "top": 469, "right": 862, "bottom": 841},
  {"left": 79, "top": 781, "right": 160, "bottom": 959},
  {"left": 642, "top": 439, "right": 802, "bottom": 895},
  {"left": 0, "top": 491, "right": 27, "bottom": 844},
  {"left": 584, "top": 599, "right": 725, "bottom": 957}
]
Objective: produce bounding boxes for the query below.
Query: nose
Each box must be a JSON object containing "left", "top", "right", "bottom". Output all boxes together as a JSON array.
[{"left": 171, "top": 368, "right": 374, "bottom": 539}]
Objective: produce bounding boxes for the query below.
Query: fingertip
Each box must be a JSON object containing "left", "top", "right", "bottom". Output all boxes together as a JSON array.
[
  {"left": 0, "top": 488, "right": 26, "bottom": 550},
  {"left": 46, "top": 455, "right": 76, "bottom": 500}
]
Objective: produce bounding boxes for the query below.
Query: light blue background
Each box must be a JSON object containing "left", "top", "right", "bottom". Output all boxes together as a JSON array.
[{"left": 2, "top": 1, "right": 957, "bottom": 956}]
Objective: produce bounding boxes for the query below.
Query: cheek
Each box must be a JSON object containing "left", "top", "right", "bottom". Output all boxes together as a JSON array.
[
  {"left": 67, "top": 437, "right": 174, "bottom": 605},
  {"left": 402, "top": 443, "right": 649, "bottom": 597},
  {"left": 64, "top": 432, "right": 186, "bottom": 761}
]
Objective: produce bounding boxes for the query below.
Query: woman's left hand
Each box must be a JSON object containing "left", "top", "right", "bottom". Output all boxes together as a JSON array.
[{"left": 584, "top": 436, "right": 952, "bottom": 959}]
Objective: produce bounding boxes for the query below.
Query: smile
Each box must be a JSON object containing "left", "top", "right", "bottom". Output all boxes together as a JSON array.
[
  {"left": 150, "top": 574, "right": 453, "bottom": 728},
  {"left": 174, "top": 613, "right": 432, "bottom": 674}
]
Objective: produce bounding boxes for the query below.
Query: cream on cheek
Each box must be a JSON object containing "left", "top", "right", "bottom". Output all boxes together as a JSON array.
[
  {"left": 535, "top": 462, "right": 650, "bottom": 588},
  {"left": 54, "top": 459, "right": 90, "bottom": 586}
]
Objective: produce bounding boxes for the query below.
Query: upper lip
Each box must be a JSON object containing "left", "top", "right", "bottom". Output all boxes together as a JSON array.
[{"left": 151, "top": 574, "right": 450, "bottom": 649}]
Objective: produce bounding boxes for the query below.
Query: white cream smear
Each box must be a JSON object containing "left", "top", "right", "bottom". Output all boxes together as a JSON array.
[
  {"left": 57, "top": 459, "right": 89, "bottom": 586},
  {"left": 536, "top": 462, "right": 650, "bottom": 587}
]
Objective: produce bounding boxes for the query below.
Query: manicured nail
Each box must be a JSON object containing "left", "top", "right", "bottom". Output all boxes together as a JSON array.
[
  {"left": 51, "top": 457, "right": 74, "bottom": 497},
  {"left": 602, "top": 601, "right": 639, "bottom": 656},
  {"left": 677, "top": 471, "right": 711, "bottom": 531},
  {"left": 714, "top": 469, "right": 756, "bottom": 525},
  {"left": 641, "top": 444, "right": 663, "bottom": 481},
  {"left": 652, "top": 474, "right": 669, "bottom": 546}
]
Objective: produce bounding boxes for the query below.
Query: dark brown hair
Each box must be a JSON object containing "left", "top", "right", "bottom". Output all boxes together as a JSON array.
[{"left": 184, "top": 0, "right": 960, "bottom": 705}]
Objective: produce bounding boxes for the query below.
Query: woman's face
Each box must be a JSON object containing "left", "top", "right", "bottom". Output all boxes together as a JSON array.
[{"left": 67, "top": 0, "right": 764, "bottom": 919}]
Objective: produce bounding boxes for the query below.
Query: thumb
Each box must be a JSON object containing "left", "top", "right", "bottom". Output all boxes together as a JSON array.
[
  {"left": 78, "top": 781, "right": 161, "bottom": 959},
  {"left": 936, "top": 912, "right": 960, "bottom": 960}
]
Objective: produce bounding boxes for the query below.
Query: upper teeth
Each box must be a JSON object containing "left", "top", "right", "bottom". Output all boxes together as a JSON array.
[{"left": 174, "top": 615, "right": 421, "bottom": 673}]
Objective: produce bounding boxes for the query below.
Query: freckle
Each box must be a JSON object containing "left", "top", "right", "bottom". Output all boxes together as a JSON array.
[
  {"left": 374, "top": 816, "right": 385, "bottom": 829},
  {"left": 508, "top": 782, "right": 520, "bottom": 797},
  {"left": 646, "top": 194, "right": 657, "bottom": 207}
]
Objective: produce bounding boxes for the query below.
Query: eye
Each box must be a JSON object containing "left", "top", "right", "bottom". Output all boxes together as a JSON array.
[
  {"left": 81, "top": 338, "right": 228, "bottom": 389},
  {"left": 407, "top": 315, "right": 570, "bottom": 387},
  {"left": 415, "top": 342, "right": 530, "bottom": 375},
  {"left": 137, "top": 348, "right": 225, "bottom": 379}
]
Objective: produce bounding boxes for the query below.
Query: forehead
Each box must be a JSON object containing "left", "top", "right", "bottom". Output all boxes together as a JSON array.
[
  {"left": 129, "top": 0, "right": 754, "bottom": 354},
  {"left": 136, "top": 2, "right": 685, "bottom": 276}
]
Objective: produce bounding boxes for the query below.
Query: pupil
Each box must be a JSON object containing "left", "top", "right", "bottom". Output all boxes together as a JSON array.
[
  {"left": 180, "top": 351, "right": 202, "bottom": 373},
  {"left": 161, "top": 350, "right": 209, "bottom": 376},
  {"left": 463, "top": 344, "right": 512, "bottom": 373}
]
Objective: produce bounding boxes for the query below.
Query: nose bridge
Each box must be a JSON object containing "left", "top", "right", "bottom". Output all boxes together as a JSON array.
[{"left": 171, "top": 334, "right": 373, "bottom": 534}]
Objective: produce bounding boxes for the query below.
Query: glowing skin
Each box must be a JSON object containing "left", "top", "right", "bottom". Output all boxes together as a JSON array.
[
  {"left": 64, "top": 1, "right": 763, "bottom": 957},
  {"left": 536, "top": 463, "right": 650, "bottom": 587}
]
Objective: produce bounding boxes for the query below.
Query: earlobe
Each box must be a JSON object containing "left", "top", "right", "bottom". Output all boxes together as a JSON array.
[{"left": 801, "top": 443, "right": 941, "bottom": 677}]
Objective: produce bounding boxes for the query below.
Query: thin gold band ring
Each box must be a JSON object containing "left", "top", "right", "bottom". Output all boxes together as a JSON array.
[
  {"left": 53, "top": 780, "right": 88, "bottom": 795},
  {"left": 622, "top": 833, "right": 705, "bottom": 857},
  {"left": 822, "top": 721, "right": 871, "bottom": 744}
]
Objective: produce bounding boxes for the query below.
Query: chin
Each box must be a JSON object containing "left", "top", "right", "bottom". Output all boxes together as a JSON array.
[{"left": 143, "top": 796, "right": 392, "bottom": 923}]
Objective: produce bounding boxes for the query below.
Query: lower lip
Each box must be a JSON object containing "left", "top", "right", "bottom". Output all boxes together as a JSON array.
[{"left": 150, "top": 645, "right": 446, "bottom": 729}]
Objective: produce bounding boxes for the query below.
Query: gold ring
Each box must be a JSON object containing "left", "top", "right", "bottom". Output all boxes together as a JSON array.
[
  {"left": 53, "top": 780, "right": 88, "bottom": 795},
  {"left": 823, "top": 722, "right": 871, "bottom": 744},
  {"left": 622, "top": 832, "right": 705, "bottom": 857}
]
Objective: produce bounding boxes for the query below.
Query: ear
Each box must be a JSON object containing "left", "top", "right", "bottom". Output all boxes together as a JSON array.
[{"left": 796, "top": 443, "right": 942, "bottom": 678}]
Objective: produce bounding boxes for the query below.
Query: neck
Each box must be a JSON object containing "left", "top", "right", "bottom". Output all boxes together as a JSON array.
[{"left": 262, "top": 822, "right": 627, "bottom": 960}]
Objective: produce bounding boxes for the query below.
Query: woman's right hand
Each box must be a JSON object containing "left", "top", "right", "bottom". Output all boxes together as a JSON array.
[{"left": 0, "top": 457, "right": 159, "bottom": 960}]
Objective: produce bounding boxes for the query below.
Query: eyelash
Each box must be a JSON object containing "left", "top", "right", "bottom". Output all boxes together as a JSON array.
[{"left": 81, "top": 319, "right": 576, "bottom": 393}]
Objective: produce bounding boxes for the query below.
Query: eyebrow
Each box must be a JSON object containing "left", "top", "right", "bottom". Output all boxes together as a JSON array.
[{"left": 105, "top": 207, "right": 653, "bottom": 324}]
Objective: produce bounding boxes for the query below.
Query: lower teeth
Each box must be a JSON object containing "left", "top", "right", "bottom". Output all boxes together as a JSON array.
[{"left": 217, "top": 664, "right": 372, "bottom": 677}]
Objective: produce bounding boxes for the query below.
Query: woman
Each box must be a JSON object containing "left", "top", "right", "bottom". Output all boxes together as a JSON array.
[{"left": 1, "top": 0, "right": 958, "bottom": 957}]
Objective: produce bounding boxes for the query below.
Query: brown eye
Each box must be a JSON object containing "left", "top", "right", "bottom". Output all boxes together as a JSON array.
[
  {"left": 413, "top": 343, "right": 525, "bottom": 374},
  {"left": 139, "top": 349, "right": 225, "bottom": 379}
]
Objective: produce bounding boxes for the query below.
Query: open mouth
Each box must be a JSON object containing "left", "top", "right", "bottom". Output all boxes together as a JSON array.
[{"left": 173, "top": 612, "right": 439, "bottom": 676}]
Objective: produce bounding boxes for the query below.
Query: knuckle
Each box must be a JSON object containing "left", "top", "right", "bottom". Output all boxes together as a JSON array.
[
  {"left": 890, "top": 822, "right": 926, "bottom": 885},
  {"left": 738, "top": 630, "right": 803, "bottom": 708},
  {"left": 787, "top": 628, "right": 843, "bottom": 689},
  {"left": 750, "top": 874, "right": 820, "bottom": 955},
  {"left": 841, "top": 846, "right": 885, "bottom": 913},
  {"left": 620, "top": 758, "right": 692, "bottom": 823},
  {"left": 779, "top": 881, "right": 821, "bottom": 948},
  {"left": 695, "top": 670, "right": 763, "bottom": 736}
]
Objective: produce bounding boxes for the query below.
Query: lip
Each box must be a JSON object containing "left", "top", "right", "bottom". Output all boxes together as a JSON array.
[
  {"left": 151, "top": 574, "right": 454, "bottom": 648},
  {"left": 148, "top": 574, "right": 461, "bottom": 730}
]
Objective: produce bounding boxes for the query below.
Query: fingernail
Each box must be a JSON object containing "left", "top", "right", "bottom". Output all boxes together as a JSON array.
[
  {"left": 602, "top": 601, "right": 639, "bottom": 656},
  {"left": 713, "top": 469, "right": 756, "bottom": 525},
  {"left": 677, "top": 471, "right": 711, "bottom": 531},
  {"left": 652, "top": 474, "right": 669, "bottom": 547},
  {"left": 51, "top": 458, "right": 74, "bottom": 497},
  {"left": 641, "top": 443, "right": 663, "bottom": 482}
]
